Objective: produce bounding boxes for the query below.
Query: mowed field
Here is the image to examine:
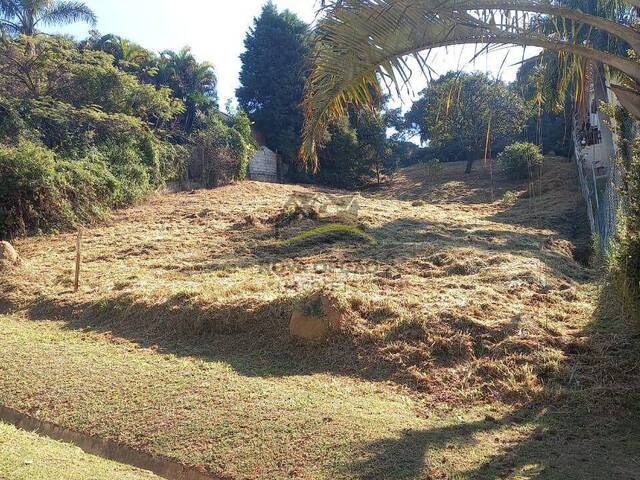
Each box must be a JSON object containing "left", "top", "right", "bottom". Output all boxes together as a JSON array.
[{"left": 1, "top": 158, "right": 639, "bottom": 479}]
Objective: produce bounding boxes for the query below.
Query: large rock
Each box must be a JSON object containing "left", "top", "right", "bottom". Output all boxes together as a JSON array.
[
  {"left": 0, "top": 241, "right": 20, "bottom": 265},
  {"left": 290, "top": 291, "right": 344, "bottom": 341}
]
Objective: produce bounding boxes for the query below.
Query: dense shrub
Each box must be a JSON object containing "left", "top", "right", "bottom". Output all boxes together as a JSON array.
[
  {"left": 0, "top": 137, "right": 187, "bottom": 237},
  {"left": 190, "top": 112, "right": 256, "bottom": 186},
  {"left": 0, "top": 142, "right": 62, "bottom": 237},
  {"left": 0, "top": 141, "right": 122, "bottom": 237},
  {"left": 497, "top": 142, "right": 544, "bottom": 179},
  {"left": 314, "top": 111, "right": 387, "bottom": 189},
  {"left": 0, "top": 35, "right": 253, "bottom": 238}
]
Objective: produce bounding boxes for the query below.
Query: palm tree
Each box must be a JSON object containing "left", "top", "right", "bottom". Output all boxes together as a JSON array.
[
  {"left": 300, "top": 0, "right": 640, "bottom": 167},
  {"left": 157, "top": 47, "right": 218, "bottom": 131},
  {"left": 0, "top": 0, "right": 96, "bottom": 36},
  {"left": 93, "top": 34, "right": 149, "bottom": 66}
]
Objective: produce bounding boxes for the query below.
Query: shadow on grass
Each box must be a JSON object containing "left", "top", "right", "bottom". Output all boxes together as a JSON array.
[
  {"left": 343, "top": 285, "right": 640, "bottom": 480},
  {"left": 14, "top": 158, "right": 637, "bottom": 478},
  {"left": 187, "top": 213, "right": 592, "bottom": 289},
  {"left": 25, "top": 292, "right": 399, "bottom": 383},
  {"left": 19, "top": 250, "right": 640, "bottom": 479},
  {"left": 346, "top": 403, "right": 640, "bottom": 479},
  {"left": 368, "top": 160, "right": 526, "bottom": 205}
]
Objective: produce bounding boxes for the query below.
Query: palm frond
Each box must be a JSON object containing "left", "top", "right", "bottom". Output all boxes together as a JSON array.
[
  {"left": 39, "top": 1, "right": 96, "bottom": 28},
  {"left": 300, "top": 0, "right": 640, "bottom": 167}
]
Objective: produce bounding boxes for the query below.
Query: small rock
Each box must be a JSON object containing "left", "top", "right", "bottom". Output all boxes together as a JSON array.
[
  {"left": 485, "top": 415, "right": 499, "bottom": 423},
  {"left": 290, "top": 291, "right": 345, "bottom": 341},
  {"left": 0, "top": 241, "right": 20, "bottom": 265}
]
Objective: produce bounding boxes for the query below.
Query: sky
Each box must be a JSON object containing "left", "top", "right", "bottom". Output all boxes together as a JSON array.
[{"left": 51, "top": 0, "right": 539, "bottom": 110}]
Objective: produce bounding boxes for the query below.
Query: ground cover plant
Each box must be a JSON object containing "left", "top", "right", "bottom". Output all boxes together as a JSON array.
[{"left": 0, "top": 158, "right": 638, "bottom": 479}]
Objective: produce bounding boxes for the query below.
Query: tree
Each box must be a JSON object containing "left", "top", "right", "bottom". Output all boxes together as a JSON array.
[
  {"left": 300, "top": 0, "right": 640, "bottom": 166},
  {"left": 89, "top": 34, "right": 151, "bottom": 69},
  {"left": 407, "top": 72, "right": 527, "bottom": 173},
  {"left": 314, "top": 108, "right": 388, "bottom": 188},
  {"left": 155, "top": 47, "right": 217, "bottom": 133},
  {"left": 513, "top": 56, "right": 571, "bottom": 156},
  {"left": 236, "top": 1, "right": 308, "bottom": 163},
  {"left": 0, "top": 0, "right": 96, "bottom": 36}
]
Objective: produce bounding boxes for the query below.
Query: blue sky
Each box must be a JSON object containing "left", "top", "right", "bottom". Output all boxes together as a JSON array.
[{"left": 51, "top": 0, "right": 538, "bottom": 109}]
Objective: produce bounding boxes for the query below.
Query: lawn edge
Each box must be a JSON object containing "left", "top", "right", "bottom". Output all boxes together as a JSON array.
[{"left": 0, "top": 404, "right": 221, "bottom": 480}]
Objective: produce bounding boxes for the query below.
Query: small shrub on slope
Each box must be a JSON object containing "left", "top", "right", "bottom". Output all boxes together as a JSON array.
[{"left": 498, "top": 142, "right": 544, "bottom": 180}]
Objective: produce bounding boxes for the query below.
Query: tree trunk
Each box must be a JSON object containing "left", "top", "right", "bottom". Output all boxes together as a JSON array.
[{"left": 465, "top": 158, "right": 474, "bottom": 174}]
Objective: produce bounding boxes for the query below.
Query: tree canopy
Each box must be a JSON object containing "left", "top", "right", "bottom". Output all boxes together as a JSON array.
[
  {"left": 406, "top": 72, "right": 527, "bottom": 172},
  {"left": 0, "top": 0, "right": 96, "bottom": 36},
  {"left": 236, "top": 1, "right": 308, "bottom": 163},
  {"left": 0, "top": 32, "right": 251, "bottom": 238},
  {"left": 300, "top": 0, "right": 640, "bottom": 167}
]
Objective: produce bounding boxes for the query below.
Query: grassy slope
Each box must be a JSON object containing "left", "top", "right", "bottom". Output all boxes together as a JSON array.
[
  {"left": 0, "top": 159, "right": 638, "bottom": 479},
  {"left": 0, "top": 422, "right": 160, "bottom": 480}
]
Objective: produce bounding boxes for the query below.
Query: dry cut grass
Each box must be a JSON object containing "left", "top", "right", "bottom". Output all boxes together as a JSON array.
[{"left": 0, "top": 157, "right": 638, "bottom": 479}]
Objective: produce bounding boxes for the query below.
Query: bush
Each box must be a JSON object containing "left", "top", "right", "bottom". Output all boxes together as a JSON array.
[
  {"left": 607, "top": 225, "right": 640, "bottom": 326},
  {"left": 56, "top": 158, "right": 119, "bottom": 218},
  {"left": 422, "top": 158, "right": 443, "bottom": 179},
  {"left": 0, "top": 139, "right": 168, "bottom": 238},
  {"left": 497, "top": 142, "right": 544, "bottom": 180},
  {"left": 606, "top": 109, "right": 640, "bottom": 325},
  {"left": 0, "top": 141, "right": 66, "bottom": 237},
  {"left": 189, "top": 113, "right": 256, "bottom": 187}
]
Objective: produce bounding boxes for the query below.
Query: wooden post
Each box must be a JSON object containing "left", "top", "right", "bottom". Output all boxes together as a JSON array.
[{"left": 74, "top": 228, "right": 82, "bottom": 293}]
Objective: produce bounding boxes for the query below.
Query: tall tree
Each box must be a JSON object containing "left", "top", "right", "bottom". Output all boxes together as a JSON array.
[
  {"left": 513, "top": 56, "right": 571, "bottom": 156},
  {"left": 406, "top": 72, "right": 527, "bottom": 173},
  {"left": 0, "top": 0, "right": 96, "bottom": 36},
  {"left": 236, "top": 1, "right": 308, "bottom": 163}
]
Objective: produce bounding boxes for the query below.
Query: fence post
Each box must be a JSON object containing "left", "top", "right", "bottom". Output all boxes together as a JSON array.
[{"left": 74, "top": 228, "right": 82, "bottom": 293}]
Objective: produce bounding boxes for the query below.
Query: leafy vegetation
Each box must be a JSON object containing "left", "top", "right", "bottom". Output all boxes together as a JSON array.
[
  {"left": 237, "top": 2, "right": 393, "bottom": 188},
  {"left": 514, "top": 56, "right": 572, "bottom": 156},
  {"left": 237, "top": 1, "right": 307, "bottom": 164},
  {"left": 497, "top": 142, "right": 545, "bottom": 180},
  {"left": 406, "top": 72, "right": 527, "bottom": 174},
  {"left": 299, "top": 0, "right": 640, "bottom": 166},
  {"left": 605, "top": 106, "right": 640, "bottom": 325},
  {"left": 0, "top": 0, "right": 96, "bottom": 36},
  {"left": 0, "top": 29, "right": 249, "bottom": 238}
]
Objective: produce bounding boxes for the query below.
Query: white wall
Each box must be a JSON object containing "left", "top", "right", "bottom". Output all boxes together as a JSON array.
[{"left": 248, "top": 147, "right": 280, "bottom": 183}]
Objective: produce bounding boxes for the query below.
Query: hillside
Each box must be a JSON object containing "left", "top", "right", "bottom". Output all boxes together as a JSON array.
[{"left": 0, "top": 158, "right": 638, "bottom": 479}]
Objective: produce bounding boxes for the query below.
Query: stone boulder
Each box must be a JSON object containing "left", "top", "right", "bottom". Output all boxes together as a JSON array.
[
  {"left": 290, "top": 291, "right": 344, "bottom": 341},
  {"left": 0, "top": 241, "right": 20, "bottom": 266}
]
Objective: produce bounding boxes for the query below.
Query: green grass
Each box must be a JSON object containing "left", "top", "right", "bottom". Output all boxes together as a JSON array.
[
  {"left": 0, "top": 314, "right": 436, "bottom": 479},
  {"left": 0, "top": 314, "right": 638, "bottom": 479},
  {"left": 0, "top": 421, "right": 160, "bottom": 480},
  {"left": 281, "top": 223, "right": 378, "bottom": 246}
]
